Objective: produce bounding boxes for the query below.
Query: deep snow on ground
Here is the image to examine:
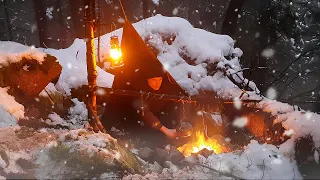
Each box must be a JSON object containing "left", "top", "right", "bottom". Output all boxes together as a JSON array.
[{"left": 0, "top": 15, "right": 319, "bottom": 179}]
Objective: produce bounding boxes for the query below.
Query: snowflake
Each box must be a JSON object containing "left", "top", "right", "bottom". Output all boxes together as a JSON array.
[
  {"left": 46, "top": 7, "right": 54, "bottom": 20},
  {"left": 152, "top": 0, "right": 160, "bottom": 6}
]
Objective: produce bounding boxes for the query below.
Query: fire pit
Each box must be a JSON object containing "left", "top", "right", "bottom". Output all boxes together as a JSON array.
[{"left": 177, "top": 130, "right": 229, "bottom": 157}]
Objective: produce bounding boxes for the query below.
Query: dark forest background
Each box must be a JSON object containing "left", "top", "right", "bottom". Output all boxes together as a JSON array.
[{"left": 0, "top": 0, "right": 319, "bottom": 113}]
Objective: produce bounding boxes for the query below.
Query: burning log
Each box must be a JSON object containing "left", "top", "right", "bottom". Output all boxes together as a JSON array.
[{"left": 192, "top": 148, "right": 215, "bottom": 158}]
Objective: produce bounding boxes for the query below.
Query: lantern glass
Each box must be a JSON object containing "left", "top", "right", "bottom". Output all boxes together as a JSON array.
[
  {"left": 108, "top": 35, "right": 124, "bottom": 68},
  {"left": 110, "top": 47, "right": 122, "bottom": 62}
]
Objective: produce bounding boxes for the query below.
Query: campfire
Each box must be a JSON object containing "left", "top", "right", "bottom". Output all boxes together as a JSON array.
[{"left": 177, "top": 130, "right": 229, "bottom": 157}]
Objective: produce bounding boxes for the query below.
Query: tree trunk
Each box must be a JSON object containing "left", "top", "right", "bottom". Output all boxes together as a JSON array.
[
  {"left": 33, "top": 0, "right": 47, "bottom": 47},
  {"left": 3, "top": 0, "right": 12, "bottom": 41},
  {"left": 221, "top": 0, "right": 245, "bottom": 36}
]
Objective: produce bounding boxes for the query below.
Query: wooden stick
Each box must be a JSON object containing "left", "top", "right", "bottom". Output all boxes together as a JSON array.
[
  {"left": 96, "top": 87, "right": 261, "bottom": 104},
  {"left": 84, "top": 0, "right": 103, "bottom": 133},
  {"left": 86, "top": 102, "right": 107, "bottom": 133},
  {"left": 71, "top": 86, "right": 262, "bottom": 115}
]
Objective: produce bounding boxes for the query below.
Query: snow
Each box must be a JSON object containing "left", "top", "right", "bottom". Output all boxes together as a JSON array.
[
  {"left": 94, "top": 15, "right": 242, "bottom": 96},
  {"left": 46, "top": 7, "right": 54, "bottom": 20},
  {"left": 265, "top": 87, "right": 278, "bottom": 100},
  {"left": 123, "top": 161, "right": 233, "bottom": 180},
  {"left": 152, "top": 0, "right": 160, "bottom": 6},
  {"left": 66, "top": 98, "right": 88, "bottom": 129},
  {"left": 0, "top": 39, "right": 114, "bottom": 96},
  {"left": 44, "top": 39, "right": 114, "bottom": 95},
  {"left": 100, "top": 172, "right": 119, "bottom": 179},
  {"left": 34, "top": 129, "right": 121, "bottom": 179},
  {"left": 0, "top": 87, "right": 24, "bottom": 120},
  {"left": 2, "top": 150, "right": 32, "bottom": 174},
  {"left": 0, "top": 106, "right": 18, "bottom": 128},
  {"left": 47, "top": 113, "right": 69, "bottom": 127},
  {"left": 0, "top": 47, "right": 46, "bottom": 67},
  {"left": 232, "top": 116, "right": 248, "bottom": 128},
  {"left": 0, "top": 156, "right": 6, "bottom": 169},
  {"left": 261, "top": 48, "right": 275, "bottom": 58},
  {"left": 57, "top": 129, "right": 115, "bottom": 154},
  {"left": 204, "top": 140, "right": 302, "bottom": 179}
]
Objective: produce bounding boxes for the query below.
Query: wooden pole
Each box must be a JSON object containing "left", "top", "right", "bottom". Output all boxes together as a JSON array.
[
  {"left": 71, "top": 86, "right": 263, "bottom": 113},
  {"left": 97, "top": 0, "right": 101, "bottom": 64},
  {"left": 84, "top": 0, "right": 105, "bottom": 132}
]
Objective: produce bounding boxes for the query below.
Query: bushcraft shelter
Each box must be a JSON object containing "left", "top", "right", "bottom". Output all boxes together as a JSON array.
[
  {"left": 102, "top": 20, "right": 190, "bottom": 136},
  {"left": 112, "top": 20, "right": 187, "bottom": 96}
]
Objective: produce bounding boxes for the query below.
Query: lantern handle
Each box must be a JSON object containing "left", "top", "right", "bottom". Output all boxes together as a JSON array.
[{"left": 110, "top": 22, "right": 117, "bottom": 36}]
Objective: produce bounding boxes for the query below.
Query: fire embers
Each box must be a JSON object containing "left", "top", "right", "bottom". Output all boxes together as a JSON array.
[
  {"left": 176, "top": 105, "right": 288, "bottom": 157},
  {"left": 222, "top": 103, "right": 288, "bottom": 146},
  {"left": 243, "top": 109, "right": 287, "bottom": 145},
  {"left": 245, "top": 112, "right": 267, "bottom": 138}
]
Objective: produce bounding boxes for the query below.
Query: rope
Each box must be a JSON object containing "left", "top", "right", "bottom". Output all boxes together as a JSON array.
[{"left": 118, "top": 0, "right": 128, "bottom": 21}]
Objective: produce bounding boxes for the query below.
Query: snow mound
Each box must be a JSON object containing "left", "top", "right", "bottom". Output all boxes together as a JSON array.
[
  {"left": 35, "top": 129, "right": 141, "bottom": 179},
  {"left": 57, "top": 129, "right": 116, "bottom": 156},
  {"left": 204, "top": 140, "right": 302, "bottom": 179},
  {"left": 0, "top": 40, "right": 114, "bottom": 96},
  {"left": 0, "top": 48, "right": 46, "bottom": 67}
]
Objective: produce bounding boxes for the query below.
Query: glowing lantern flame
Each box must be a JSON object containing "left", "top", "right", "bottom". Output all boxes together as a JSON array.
[
  {"left": 108, "top": 35, "right": 123, "bottom": 68},
  {"left": 177, "top": 131, "right": 228, "bottom": 157},
  {"left": 109, "top": 48, "right": 122, "bottom": 62}
]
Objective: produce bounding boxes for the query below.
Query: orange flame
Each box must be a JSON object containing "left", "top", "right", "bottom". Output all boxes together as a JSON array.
[
  {"left": 177, "top": 131, "right": 228, "bottom": 157},
  {"left": 109, "top": 48, "right": 122, "bottom": 62}
]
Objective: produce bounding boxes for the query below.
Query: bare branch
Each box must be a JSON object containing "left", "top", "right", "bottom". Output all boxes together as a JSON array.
[{"left": 263, "top": 41, "right": 320, "bottom": 94}]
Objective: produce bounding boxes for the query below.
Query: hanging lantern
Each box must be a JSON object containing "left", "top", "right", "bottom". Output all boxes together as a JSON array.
[{"left": 108, "top": 35, "right": 123, "bottom": 69}]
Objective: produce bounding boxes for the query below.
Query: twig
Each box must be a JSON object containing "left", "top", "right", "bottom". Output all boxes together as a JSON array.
[
  {"left": 261, "top": 159, "right": 265, "bottom": 179},
  {"left": 197, "top": 163, "right": 244, "bottom": 180},
  {"left": 292, "top": 167, "right": 295, "bottom": 180},
  {"left": 286, "top": 85, "right": 320, "bottom": 101},
  {"left": 86, "top": 102, "right": 107, "bottom": 133}
]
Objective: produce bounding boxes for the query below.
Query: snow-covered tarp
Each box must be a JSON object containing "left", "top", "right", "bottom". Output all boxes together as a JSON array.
[{"left": 0, "top": 15, "right": 319, "bottom": 179}]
